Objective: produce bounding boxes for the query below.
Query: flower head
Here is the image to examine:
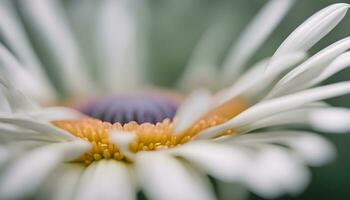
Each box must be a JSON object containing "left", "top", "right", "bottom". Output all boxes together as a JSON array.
[{"left": 1, "top": 1, "right": 350, "bottom": 200}]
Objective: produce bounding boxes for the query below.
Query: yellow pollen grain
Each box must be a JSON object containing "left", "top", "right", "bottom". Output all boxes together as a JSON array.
[{"left": 52, "top": 97, "right": 247, "bottom": 164}]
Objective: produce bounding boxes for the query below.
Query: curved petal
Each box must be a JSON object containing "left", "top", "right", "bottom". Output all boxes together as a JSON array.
[
  {"left": 222, "top": 0, "right": 295, "bottom": 82},
  {"left": 198, "top": 81, "right": 350, "bottom": 139},
  {"left": 135, "top": 151, "right": 216, "bottom": 200},
  {"left": 0, "top": 30, "right": 56, "bottom": 103},
  {"left": 0, "top": 1, "right": 55, "bottom": 96},
  {"left": 310, "top": 107, "right": 350, "bottom": 133},
  {"left": 0, "top": 140, "right": 90, "bottom": 200},
  {"left": 242, "top": 145, "right": 310, "bottom": 198},
  {"left": 169, "top": 141, "right": 250, "bottom": 182},
  {"left": 215, "top": 52, "right": 306, "bottom": 106},
  {"left": 267, "top": 37, "right": 350, "bottom": 98},
  {"left": 229, "top": 131, "right": 335, "bottom": 166},
  {"left": 37, "top": 163, "right": 85, "bottom": 200},
  {"left": 271, "top": 3, "right": 349, "bottom": 59},
  {"left": 74, "top": 160, "right": 135, "bottom": 200},
  {"left": 18, "top": 0, "right": 93, "bottom": 95},
  {"left": 0, "top": 115, "right": 78, "bottom": 141}
]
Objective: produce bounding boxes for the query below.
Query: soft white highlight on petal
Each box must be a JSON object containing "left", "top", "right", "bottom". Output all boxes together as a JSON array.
[
  {"left": 230, "top": 131, "right": 335, "bottom": 166},
  {"left": 310, "top": 107, "right": 350, "bottom": 133},
  {"left": 242, "top": 146, "right": 310, "bottom": 198},
  {"left": 27, "top": 107, "right": 83, "bottom": 121},
  {"left": 110, "top": 131, "right": 136, "bottom": 160},
  {"left": 135, "top": 152, "right": 216, "bottom": 200},
  {"left": 173, "top": 89, "right": 212, "bottom": 133},
  {"left": 198, "top": 82, "right": 350, "bottom": 139},
  {"left": 239, "top": 103, "right": 328, "bottom": 133},
  {"left": 95, "top": 0, "right": 143, "bottom": 91},
  {"left": 272, "top": 3, "right": 350, "bottom": 59},
  {"left": 267, "top": 37, "right": 350, "bottom": 98},
  {"left": 74, "top": 160, "right": 135, "bottom": 200},
  {"left": 0, "top": 75, "right": 38, "bottom": 113},
  {"left": 0, "top": 115, "right": 77, "bottom": 141},
  {"left": 215, "top": 52, "right": 306, "bottom": 106},
  {"left": 170, "top": 141, "right": 249, "bottom": 182},
  {"left": 0, "top": 43, "right": 55, "bottom": 102},
  {"left": 38, "top": 164, "right": 85, "bottom": 200},
  {"left": 18, "top": 0, "right": 93, "bottom": 95},
  {"left": 0, "top": 140, "right": 90, "bottom": 199},
  {"left": 222, "top": 0, "right": 295, "bottom": 82},
  {"left": 0, "top": 1, "right": 56, "bottom": 100}
]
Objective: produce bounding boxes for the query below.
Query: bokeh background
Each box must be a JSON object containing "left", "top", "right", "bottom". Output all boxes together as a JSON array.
[{"left": 144, "top": 0, "right": 350, "bottom": 199}]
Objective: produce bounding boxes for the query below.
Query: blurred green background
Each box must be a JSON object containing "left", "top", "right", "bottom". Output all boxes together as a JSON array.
[{"left": 145, "top": 0, "right": 350, "bottom": 199}]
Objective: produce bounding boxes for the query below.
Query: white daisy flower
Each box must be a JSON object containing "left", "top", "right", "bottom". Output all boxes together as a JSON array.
[{"left": 1, "top": 0, "right": 350, "bottom": 200}]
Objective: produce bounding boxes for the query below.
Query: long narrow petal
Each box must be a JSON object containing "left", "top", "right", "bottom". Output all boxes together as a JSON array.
[
  {"left": 135, "top": 152, "right": 216, "bottom": 200},
  {"left": 271, "top": 3, "right": 349, "bottom": 60},
  {"left": 0, "top": 74, "right": 38, "bottom": 113},
  {"left": 74, "top": 160, "right": 135, "bottom": 200},
  {"left": 221, "top": 0, "right": 295, "bottom": 82},
  {"left": 95, "top": 0, "right": 144, "bottom": 91},
  {"left": 266, "top": 37, "right": 350, "bottom": 98},
  {"left": 18, "top": 0, "right": 93, "bottom": 95},
  {"left": 0, "top": 0, "right": 56, "bottom": 97},
  {"left": 0, "top": 115, "right": 78, "bottom": 141},
  {"left": 198, "top": 81, "right": 350, "bottom": 139},
  {"left": 0, "top": 43, "right": 56, "bottom": 103},
  {"left": 0, "top": 140, "right": 90, "bottom": 200},
  {"left": 230, "top": 131, "right": 335, "bottom": 167},
  {"left": 214, "top": 52, "right": 306, "bottom": 107},
  {"left": 238, "top": 103, "right": 328, "bottom": 133}
]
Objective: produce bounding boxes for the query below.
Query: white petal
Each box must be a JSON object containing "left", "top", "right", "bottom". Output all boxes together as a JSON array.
[
  {"left": 27, "top": 107, "right": 83, "bottom": 121},
  {"left": 198, "top": 82, "right": 350, "bottom": 139},
  {"left": 239, "top": 103, "right": 328, "bottom": 133},
  {"left": 0, "top": 1, "right": 56, "bottom": 99},
  {"left": 215, "top": 52, "right": 306, "bottom": 106},
  {"left": 0, "top": 140, "right": 90, "bottom": 199},
  {"left": 267, "top": 37, "right": 350, "bottom": 98},
  {"left": 169, "top": 141, "right": 249, "bottom": 182},
  {"left": 0, "top": 75, "right": 38, "bottom": 113},
  {"left": 0, "top": 43, "right": 56, "bottom": 103},
  {"left": 95, "top": 0, "right": 144, "bottom": 91},
  {"left": 173, "top": 89, "right": 212, "bottom": 133},
  {"left": 37, "top": 163, "right": 85, "bottom": 200},
  {"left": 230, "top": 131, "right": 335, "bottom": 166},
  {"left": 310, "top": 107, "right": 350, "bottom": 133},
  {"left": 242, "top": 145, "right": 310, "bottom": 198},
  {"left": 135, "top": 152, "right": 216, "bottom": 200},
  {"left": 0, "top": 115, "right": 78, "bottom": 141},
  {"left": 272, "top": 3, "right": 350, "bottom": 58},
  {"left": 18, "top": 0, "right": 93, "bottom": 95},
  {"left": 109, "top": 131, "right": 136, "bottom": 160},
  {"left": 221, "top": 0, "right": 295, "bottom": 82},
  {"left": 74, "top": 160, "right": 135, "bottom": 200}
]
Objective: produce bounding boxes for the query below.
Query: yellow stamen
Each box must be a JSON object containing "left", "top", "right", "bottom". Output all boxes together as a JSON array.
[{"left": 52, "top": 97, "right": 247, "bottom": 164}]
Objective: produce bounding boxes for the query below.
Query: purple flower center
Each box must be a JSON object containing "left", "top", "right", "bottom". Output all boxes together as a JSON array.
[{"left": 79, "top": 95, "right": 179, "bottom": 125}]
